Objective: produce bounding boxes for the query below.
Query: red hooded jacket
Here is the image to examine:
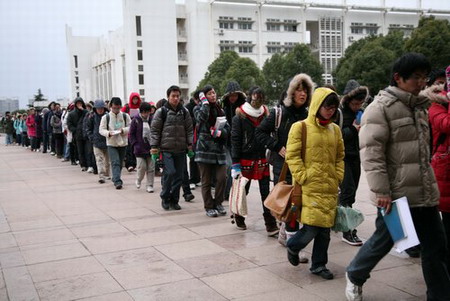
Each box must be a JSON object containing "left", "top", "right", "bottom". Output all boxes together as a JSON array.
[{"left": 122, "top": 92, "right": 142, "bottom": 118}]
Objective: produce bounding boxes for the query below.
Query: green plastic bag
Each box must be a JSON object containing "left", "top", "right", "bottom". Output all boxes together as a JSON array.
[{"left": 331, "top": 206, "right": 365, "bottom": 232}]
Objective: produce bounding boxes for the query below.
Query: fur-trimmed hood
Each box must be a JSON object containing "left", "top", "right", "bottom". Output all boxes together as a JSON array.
[
  {"left": 221, "top": 81, "right": 246, "bottom": 108},
  {"left": 420, "top": 84, "right": 449, "bottom": 104},
  {"left": 283, "top": 73, "right": 315, "bottom": 108},
  {"left": 341, "top": 80, "right": 369, "bottom": 106}
]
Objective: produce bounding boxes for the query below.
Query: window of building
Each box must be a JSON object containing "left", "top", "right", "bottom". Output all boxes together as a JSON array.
[
  {"left": 77, "top": 92, "right": 80, "bottom": 97},
  {"left": 139, "top": 74, "right": 144, "bottom": 85},
  {"left": 137, "top": 40, "right": 142, "bottom": 47},
  {"left": 76, "top": 86, "right": 79, "bottom": 90},
  {"left": 74, "top": 55, "right": 78, "bottom": 68},
  {"left": 138, "top": 65, "right": 144, "bottom": 72},
  {"left": 136, "top": 16, "right": 142, "bottom": 36},
  {"left": 219, "top": 40, "right": 235, "bottom": 52},
  {"left": 137, "top": 50, "right": 143, "bottom": 61},
  {"left": 75, "top": 71, "right": 78, "bottom": 75},
  {"left": 366, "top": 27, "right": 378, "bottom": 35},
  {"left": 267, "top": 24, "right": 280, "bottom": 31},
  {"left": 237, "top": 17, "right": 252, "bottom": 30},
  {"left": 238, "top": 41, "right": 253, "bottom": 53},
  {"left": 351, "top": 27, "right": 363, "bottom": 34},
  {"left": 139, "top": 89, "right": 145, "bottom": 96},
  {"left": 267, "top": 41, "right": 281, "bottom": 53},
  {"left": 219, "top": 16, "right": 234, "bottom": 29},
  {"left": 75, "top": 77, "right": 79, "bottom": 84},
  {"left": 283, "top": 19, "right": 297, "bottom": 32},
  {"left": 284, "top": 42, "right": 298, "bottom": 52}
]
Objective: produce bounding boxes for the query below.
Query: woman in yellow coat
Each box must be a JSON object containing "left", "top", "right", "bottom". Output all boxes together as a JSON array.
[{"left": 285, "top": 87, "right": 345, "bottom": 280}]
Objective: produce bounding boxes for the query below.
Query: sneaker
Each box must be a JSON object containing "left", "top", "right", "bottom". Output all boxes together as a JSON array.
[
  {"left": 299, "top": 252, "right": 309, "bottom": 264},
  {"left": 184, "top": 193, "right": 195, "bottom": 202},
  {"left": 50, "top": 152, "right": 55, "bottom": 155},
  {"left": 81, "top": 167, "right": 87, "bottom": 172},
  {"left": 146, "top": 186, "right": 154, "bottom": 193},
  {"left": 215, "top": 204, "right": 227, "bottom": 216},
  {"left": 135, "top": 180, "right": 141, "bottom": 189},
  {"left": 161, "top": 199, "right": 170, "bottom": 210},
  {"left": 287, "top": 248, "right": 300, "bottom": 266},
  {"left": 115, "top": 184, "right": 122, "bottom": 190},
  {"left": 351, "top": 230, "right": 363, "bottom": 246},
  {"left": 233, "top": 215, "right": 247, "bottom": 230},
  {"left": 98, "top": 178, "right": 105, "bottom": 184},
  {"left": 170, "top": 203, "right": 181, "bottom": 210},
  {"left": 278, "top": 223, "right": 287, "bottom": 246},
  {"left": 345, "top": 272, "right": 363, "bottom": 301},
  {"left": 87, "top": 167, "right": 94, "bottom": 173},
  {"left": 127, "top": 166, "right": 134, "bottom": 172},
  {"left": 61, "top": 158, "right": 69, "bottom": 162},
  {"left": 342, "top": 231, "right": 363, "bottom": 246},
  {"left": 189, "top": 183, "right": 196, "bottom": 190},
  {"left": 312, "top": 268, "right": 334, "bottom": 280},
  {"left": 266, "top": 224, "right": 280, "bottom": 237},
  {"left": 206, "top": 209, "right": 218, "bottom": 217}
]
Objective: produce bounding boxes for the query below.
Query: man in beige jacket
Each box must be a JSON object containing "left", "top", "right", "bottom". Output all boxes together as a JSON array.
[{"left": 99, "top": 97, "right": 131, "bottom": 189}]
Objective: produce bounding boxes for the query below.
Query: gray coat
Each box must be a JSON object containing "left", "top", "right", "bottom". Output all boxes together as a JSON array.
[
  {"left": 359, "top": 85, "right": 440, "bottom": 207},
  {"left": 150, "top": 102, "right": 193, "bottom": 153}
]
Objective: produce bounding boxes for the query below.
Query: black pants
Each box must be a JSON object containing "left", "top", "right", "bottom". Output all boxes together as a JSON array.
[
  {"left": 125, "top": 143, "right": 136, "bottom": 169},
  {"left": 189, "top": 159, "right": 200, "bottom": 184},
  {"left": 69, "top": 141, "right": 78, "bottom": 163},
  {"left": 76, "top": 138, "right": 90, "bottom": 168},
  {"left": 443, "top": 211, "right": 450, "bottom": 272},
  {"left": 339, "top": 160, "right": 361, "bottom": 208},
  {"left": 42, "top": 133, "right": 50, "bottom": 153},
  {"left": 53, "top": 133, "right": 64, "bottom": 157},
  {"left": 161, "top": 152, "right": 186, "bottom": 203},
  {"left": 50, "top": 133, "right": 56, "bottom": 153},
  {"left": 347, "top": 207, "right": 450, "bottom": 301}
]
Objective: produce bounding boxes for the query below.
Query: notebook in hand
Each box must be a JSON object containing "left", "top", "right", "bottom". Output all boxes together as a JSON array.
[{"left": 381, "top": 201, "right": 406, "bottom": 242}]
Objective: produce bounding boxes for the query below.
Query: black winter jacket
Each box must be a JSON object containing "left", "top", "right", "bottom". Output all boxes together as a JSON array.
[
  {"left": 86, "top": 111, "right": 107, "bottom": 149},
  {"left": 67, "top": 108, "right": 87, "bottom": 140}
]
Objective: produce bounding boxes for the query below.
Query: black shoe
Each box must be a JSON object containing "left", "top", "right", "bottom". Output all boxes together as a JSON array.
[
  {"left": 287, "top": 248, "right": 300, "bottom": 266},
  {"left": 312, "top": 268, "right": 334, "bottom": 280},
  {"left": 206, "top": 209, "right": 218, "bottom": 217},
  {"left": 266, "top": 224, "right": 280, "bottom": 237},
  {"left": 215, "top": 204, "right": 227, "bottom": 216},
  {"left": 115, "top": 184, "right": 122, "bottom": 190},
  {"left": 81, "top": 167, "right": 87, "bottom": 172},
  {"left": 170, "top": 203, "right": 181, "bottom": 210},
  {"left": 342, "top": 231, "right": 363, "bottom": 246},
  {"left": 405, "top": 245, "right": 421, "bottom": 258},
  {"left": 161, "top": 199, "right": 170, "bottom": 210},
  {"left": 351, "top": 229, "right": 363, "bottom": 246},
  {"left": 232, "top": 215, "right": 246, "bottom": 230},
  {"left": 98, "top": 179, "right": 105, "bottom": 184},
  {"left": 184, "top": 194, "right": 195, "bottom": 202},
  {"left": 71, "top": 162, "right": 77, "bottom": 166}
]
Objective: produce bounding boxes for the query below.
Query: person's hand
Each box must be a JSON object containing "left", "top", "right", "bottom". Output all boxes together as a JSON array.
[
  {"left": 353, "top": 120, "right": 361, "bottom": 132},
  {"left": 231, "top": 163, "right": 241, "bottom": 179},
  {"left": 210, "top": 127, "right": 221, "bottom": 138},
  {"left": 187, "top": 150, "right": 195, "bottom": 158},
  {"left": 278, "top": 147, "right": 286, "bottom": 158},
  {"left": 199, "top": 92, "right": 208, "bottom": 105},
  {"left": 377, "top": 195, "right": 392, "bottom": 215},
  {"left": 151, "top": 148, "right": 159, "bottom": 161}
]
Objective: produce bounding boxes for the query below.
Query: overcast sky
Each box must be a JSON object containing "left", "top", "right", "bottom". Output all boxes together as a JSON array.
[{"left": 0, "top": 0, "right": 449, "bottom": 108}]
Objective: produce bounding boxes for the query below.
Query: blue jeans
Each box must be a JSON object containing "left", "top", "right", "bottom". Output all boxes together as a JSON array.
[
  {"left": 5, "top": 134, "right": 13, "bottom": 145},
  {"left": 107, "top": 146, "right": 126, "bottom": 186},
  {"left": 347, "top": 207, "right": 450, "bottom": 301},
  {"left": 287, "top": 224, "right": 331, "bottom": 272},
  {"left": 161, "top": 152, "right": 186, "bottom": 203}
]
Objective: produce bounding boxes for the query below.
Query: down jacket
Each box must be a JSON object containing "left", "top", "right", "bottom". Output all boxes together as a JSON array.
[
  {"left": 286, "top": 87, "right": 345, "bottom": 228},
  {"left": 150, "top": 102, "right": 193, "bottom": 153},
  {"left": 359, "top": 86, "right": 439, "bottom": 208},
  {"left": 422, "top": 84, "right": 450, "bottom": 212},
  {"left": 86, "top": 111, "right": 108, "bottom": 149}
]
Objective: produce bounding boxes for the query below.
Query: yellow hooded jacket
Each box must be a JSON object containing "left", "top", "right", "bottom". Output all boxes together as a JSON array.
[{"left": 285, "top": 87, "right": 345, "bottom": 228}]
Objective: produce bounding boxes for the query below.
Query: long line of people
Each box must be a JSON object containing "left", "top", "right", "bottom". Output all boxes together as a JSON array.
[{"left": 2, "top": 53, "right": 449, "bottom": 301}]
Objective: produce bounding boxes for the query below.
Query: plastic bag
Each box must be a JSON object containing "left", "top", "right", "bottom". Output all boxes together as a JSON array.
[
  {"left": 229, "top": 176, "right": 249, "bottom": 217},
  {"left": 331, "top": 206, "right": 365, "bottom": 232}
]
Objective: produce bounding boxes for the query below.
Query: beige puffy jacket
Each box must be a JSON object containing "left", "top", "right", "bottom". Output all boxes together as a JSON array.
[{"left": 359, "top": 86, "right": 439, "bottom": 207}]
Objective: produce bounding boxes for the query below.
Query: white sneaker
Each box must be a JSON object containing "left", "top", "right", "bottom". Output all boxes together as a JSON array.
[
  {"left": 50, "top": 152, "right": 55, "bottom": 155},
  {"left": 189, "top": 183, "right": 196, "bottom": 190},
  {"left": 146, "top": 186, "right": 154, "bottom": 193},
  {"left": 345, "top": 272, "right": 362, "bottom": 301},
  {"left": 87, "top": 167, "right": 94, "bottom": 173},
  {"left": 135, "top": 180, "right": 141, "bottom": 189}
]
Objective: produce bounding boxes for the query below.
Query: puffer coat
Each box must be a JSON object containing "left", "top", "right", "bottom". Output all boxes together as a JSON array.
[
  {"left": 360, "top": 86, "right": 439, "bottom": 207},
  {"left": 150, "top": 102, "right": 193, "bottom": 153},
  {"left": 286, "top": 87, "right": 345, "bottom": 228}
]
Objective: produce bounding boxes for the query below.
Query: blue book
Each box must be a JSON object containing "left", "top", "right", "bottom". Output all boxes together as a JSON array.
[{"left": 381, "top": 202, "right": 406, "bottom": 242}]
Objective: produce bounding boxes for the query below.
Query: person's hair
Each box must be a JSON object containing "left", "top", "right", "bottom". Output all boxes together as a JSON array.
[
  {"left": 110, "top": 97, "right": 122, "bottom": 106},
  {"left": 140, "top": 102, "right": 151, "bottom": 113},
  {"left": 17, "top": 114, "right": 21, "bottom": 118},
  {"left": 427, "top": 69, "right": 446, "bottom": 87},
  {"left": 321, "top": 93, "right": 340, "bottom": 108},
  {"left": 389, "top": 53, "right": 431, "bottom": 86},
  {"left": 5, "top": 111, "right": 10, "bottom": 115},
  {"left": 166, "top": 85, "right": 181, "bottom": 98},
  {"left": 54, "top": 103, "right": 60, "bottom": 107},
  {"left": 247, "top": 86, "right": 265, "bottom": 102},
  {"left": 202, "top": 85, "right": 214, "bottom": 95},
  {"left": 193, "top": 90, "right": 201, "bottom": 101},
  {"left": 48, "top": 101, "right": 55, "bottom": 109},
  {"left": 156, "top": 98, "right": 167, "bottom": 109}
]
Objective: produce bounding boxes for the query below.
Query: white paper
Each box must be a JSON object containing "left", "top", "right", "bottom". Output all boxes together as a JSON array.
[
  {"left": 392, "top": 197, "right": 420, "bottom": 252},
  {"left": 214, "top": 116, "right": 227, "bottom": 130},
  {"left": 111, "top": 130, "right": 122, "bottom": 136}
]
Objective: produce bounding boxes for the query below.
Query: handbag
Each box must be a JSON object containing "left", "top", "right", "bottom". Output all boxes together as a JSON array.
[
  {"left": 229, "top": 176, "right": 249, "bottom": 217},
  {"left": 264, "top": 121, "right": 306, "bottom": 225},
  {"left": 331, "top": 206, "right": 365, "bottom": 232}
]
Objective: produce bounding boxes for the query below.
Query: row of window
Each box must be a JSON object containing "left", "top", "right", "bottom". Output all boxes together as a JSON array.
[{"left": 219, "top": 17, "right": 298, "bottom": 32}]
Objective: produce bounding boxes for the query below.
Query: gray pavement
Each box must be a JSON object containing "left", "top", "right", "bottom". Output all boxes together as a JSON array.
[{"left": 0, "top": 143, "right": 426, "bottom": 300}]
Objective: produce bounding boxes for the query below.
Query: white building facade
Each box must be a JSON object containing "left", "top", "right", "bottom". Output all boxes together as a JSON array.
[
  {"left": 0, "top": 98, "right": 19, "bottom": 115},
  {"left": 66, "top": 0, "right": 450, "bottom": 102}
]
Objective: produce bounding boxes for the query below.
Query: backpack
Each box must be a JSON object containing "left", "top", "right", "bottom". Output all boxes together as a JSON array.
[
  {"left": 160, "top": 106, "right": 188, "bottom": 124},
  {"left": 105, "top": 112, "right": 129, "bottom": 131},
  {"left": 266, "top": 105, "right": 283, "bottom": 165}
]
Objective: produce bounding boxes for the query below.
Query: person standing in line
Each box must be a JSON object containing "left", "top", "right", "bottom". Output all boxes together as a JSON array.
[
  {"left": 122, "top": 92, "right": 141, "bottom": 172},
  {"left": 231, "top": 87, "right": 279, "bottom": 236},
  {"left": 99, "top": 97, "right": 131, "bottom": 189},
  {"left": 67, "top": 97, "right": 88, "bottom": 171},
  {"left": 194, "top": 85, "right": 230, "bottom": 217},
  {"left": 35, "top": 109, "right": 44, "bottom": 151},
  {"left": 129, "top": 102, "right": 155, "bottom": 193},
  {"left": 50, "top": 103, "right": 65, "bottom": 158},
  {"left": 2, "top": 111, "right": 14, "bottom": 146},
  {"left": 345, "top": 53, "right": 450, "bottom": 301},
  {"left": 285, "top": 87, "right": 344, "bottom": 280},
  {"left": 151, "top": 85, "right": 193, "bottom": 210},
  {"left": 13, "top": 114, "right": 23, "bottom": 146},
  {"left": 26, "top": 108, "right": 37, "bottom": 151},
  {"left": 87, "top": 100, "right": 110, "bottom": 184},
  {"left": 20, "top": 113, "right": 29, "bottom": 147},
  {"left": 185, "top": 92, "right": 201, "bottom": 188},
  {"left": 337, "top": 80, "right": 368, "bottom": 246},
  {"left": 42, "top": 102, "right": 55, "bottom": 153}
]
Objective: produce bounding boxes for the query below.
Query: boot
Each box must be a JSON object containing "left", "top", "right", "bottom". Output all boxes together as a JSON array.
[{"left": 264, "top": 212, "right": 279, "bottom": 237}]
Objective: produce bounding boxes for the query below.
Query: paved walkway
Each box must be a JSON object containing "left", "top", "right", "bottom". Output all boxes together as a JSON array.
[{"left": 0, "top": 142, "right": 426, "bottom": 301}]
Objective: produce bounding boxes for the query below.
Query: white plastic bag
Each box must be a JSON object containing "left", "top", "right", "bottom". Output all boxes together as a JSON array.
[{"left": 229, "top": 176, "right": 249, "bottom": 217}]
